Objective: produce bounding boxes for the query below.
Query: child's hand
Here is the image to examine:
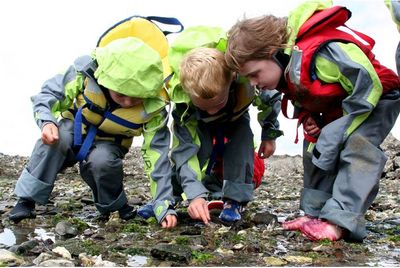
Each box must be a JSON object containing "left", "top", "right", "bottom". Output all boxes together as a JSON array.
[
  {"left": 258, "top": 140, "right": 276, "bottom": 159},
  {"left": 41, "top": 123, "right": 59, "bottom": 145},
  {"left": 161, "top": 214, "right": 177, "bottom": 229},
  {"left": 188, "top": 197, "right": 210, "bottom": 225},
  {"left": 303, "top": 116, "right": 321, "bottom": 138}
]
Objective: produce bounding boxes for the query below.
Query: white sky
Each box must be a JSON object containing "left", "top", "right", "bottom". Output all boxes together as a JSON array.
[{"left": 0, "top": 0, "right": 398, "bottom": 156}]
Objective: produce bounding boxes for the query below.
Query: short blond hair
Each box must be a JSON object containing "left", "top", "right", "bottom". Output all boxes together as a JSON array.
[
  {"left": 180, "top": 47, "right": 232, "bottom": 99},
  {"left": 225, "top": 15, "right": 289, "bottom": 71}
]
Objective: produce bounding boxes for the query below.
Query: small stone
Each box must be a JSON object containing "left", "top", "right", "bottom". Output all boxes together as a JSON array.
[
  {"left": 215, "top": 247, "right": 234, "bottom": 255},
  {"left": 284, "top": 255, "right": 313, "bottom": 264},
  {"left": 0, "top": 249, "right": 25, "bottom": 265},
  {"left": 52, "top": 246, "right": 73, "bottom": 260},
  {"left": 55, "top": 221, "right": 78, "bottom": 237},
  {"left": 263, "top": 256, "right": 287, "bottom": 266},
  {"left": 233, "top": 243, "right": 244, "bottom": 250},
  {"left": 39, "top": 259, "right": 75, "bottom": 266}
]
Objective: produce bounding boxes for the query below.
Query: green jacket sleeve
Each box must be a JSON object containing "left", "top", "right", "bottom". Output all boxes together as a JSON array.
[
  {"left": 170, "top": 103, "right": 209, "bottom": 201},
  {"left": 254, "top": 89, "right": 284, "bottom": 140},
  {"left": 32, "top": 57, "right": 86, "bottom": 129},
  {"left": 141, "top": 108, "right": 177, "bottom": 223},
  {"left": 385, "top": 0, "right": 400, "bottom": 31}
]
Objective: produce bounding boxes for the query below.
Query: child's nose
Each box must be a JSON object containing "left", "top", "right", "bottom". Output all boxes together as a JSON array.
[
  {"left": 207, "top": 108, "right": 219, "bottom": 115},
  {"left": 249, "top": 78, "right": 258, "bottom": 87},
  {"left": 123, "top": 97, "right": 136, "bottom": 107}
]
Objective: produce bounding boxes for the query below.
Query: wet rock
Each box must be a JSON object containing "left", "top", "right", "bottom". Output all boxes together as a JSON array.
[
  {"left": 237, "top": 230, "right": 247, "bottom": 236},
  {"left": 55, "top": 239, "right": 89, "bottom": 257},
  {"left": 232, "top": 243, "right": 245, "bottom": 250},
  {"left": 83, "top": 228, "right": 94, "bottom": 236},
  {"left": 55, "top": 221, "right": 79, "bottom": 237},
  {"left": 263, "top": 256, "right": 288, "bottom": 266},
  {"left": 0, "top": 248, "right": 25, "bottom": 265},
  {"left": 92, "top": 255, "right": 118, "bottom": 267},
  {"left": 33, "top": 252, "right": 53, "bottom": 265},
  {"left": 52, "top": 246, "right": 73, "bottom": 260},
  {"left": 230, "top": 218, "right": 252, "bottom": 231},
  {"left": 78, "top": 253, "right": 95, "bottom": 267},
  {"left": 284, "top": 255, "right": 313, "bottom": 265},
  {"left": 312, "top": 244, "right": 332, "bottom": 252},
  {"left": 252, "top": 212, "right": 278, "bottom": 225},
  {"left": 215, "top": 226, "right": 231, "bottom": 234},
  {"left": 215, "top": 247, "right": 234, "bottom": 256},
  {"left": 128, "top": 197, "right": 143, "bottom": 205},
  {"left": 8, "top": 239, "right": 38, "bottom": 255},
  {"left": 39, "top": 259, "right": 75, "bottom": 266},
  {"left": 180, "top": 226, "right": 202, "bottom": 236},
  {"left": 175, "top": 234, "right": 208, "bottom": 247},
  {"left": 274, "top": 243, "right": 288, "bottom": 255},
  {"left": 150, "top": 243, "right": 192, "bottom": 263},
  {"left": 365, "top": 210, "right": 377, "bottom": 221}
]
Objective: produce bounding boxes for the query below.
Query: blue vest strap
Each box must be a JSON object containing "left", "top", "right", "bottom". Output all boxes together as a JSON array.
[
  {"left": 73, "top": 107, "right": 84, "bottom": 147},
  {"left": 205, "top": 128, "right": 225, "bottom": 175},
  {"left": 75, "top": 124, "right": 98, "bottom": 162},
  {"left": 146, "top": 16, "right": 184, "bottom": 35}
]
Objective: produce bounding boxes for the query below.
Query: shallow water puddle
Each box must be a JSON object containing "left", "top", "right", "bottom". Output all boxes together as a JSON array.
[
  {"left": 127, "top": 255, "right": 148, "bottom": 266},
  {"left": 0, "top": 228, "right": 16, "bottom": 246},
  {"left": 0, "top": 227, "right": 55, "bottom": 246}
]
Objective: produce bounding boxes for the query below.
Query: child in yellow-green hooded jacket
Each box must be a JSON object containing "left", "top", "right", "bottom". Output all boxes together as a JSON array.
[
  {"left": 9, "top": 37, "right": 177, "bottom": 228},
  {"left": 137, "top": 26, "right": 283, "bottom": 225}
]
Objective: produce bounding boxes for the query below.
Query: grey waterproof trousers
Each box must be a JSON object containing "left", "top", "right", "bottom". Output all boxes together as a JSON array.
[
  {"left": 300, "top": 89, "right": 400, "bottom": 241},
  {"left": 14, "top": 119, "right": 128, "bottom": 214},
  {"left": 198, "top": 112, "right": 255, "bottom": 203}
]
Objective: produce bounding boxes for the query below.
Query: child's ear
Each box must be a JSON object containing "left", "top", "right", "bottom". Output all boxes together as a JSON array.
[{"left": 231, "top": 72, "right": 237, "bottom": 81}]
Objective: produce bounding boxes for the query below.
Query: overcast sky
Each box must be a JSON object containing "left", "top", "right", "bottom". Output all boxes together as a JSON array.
[{"left": 0, "top": 0, "right": 398, "bottom": 156}]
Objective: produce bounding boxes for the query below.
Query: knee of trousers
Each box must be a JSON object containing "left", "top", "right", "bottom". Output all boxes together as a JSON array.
[
  {"left": 343, "top": 133, "right": 387, "bottom": 169},
  {"left": 85, "top": 150, "right": 123, "bottom": 175}
]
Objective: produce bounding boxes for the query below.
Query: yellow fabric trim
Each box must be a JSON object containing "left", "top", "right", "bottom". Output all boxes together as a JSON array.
[
  {"left": 336, "top": 43, "right": 382, "bottom": 106},
  {"left": 98, "top": 17, "right": 171, "bottom": 79},
  {"left": 315, "top": 55, "right": 353, "bottom": 94},
  {"left": 315, "top": 42, "right": 382, "bottom": 107},
  {"left": 285, "top": 0, "right": 332, "bottom": 55},
  {"left": 307, "top": 142, "right": 315, "bottom": 153},
  {"left": 345, "top": 112, "right": 370, "bottom": 137},
  {"left": 52, "top": 72, "right": 84, "bottom": 118}
]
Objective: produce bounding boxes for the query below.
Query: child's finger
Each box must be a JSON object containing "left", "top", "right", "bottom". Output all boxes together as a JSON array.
[{"left": 199, "top": 205, "right": 210, "bottom": 224}]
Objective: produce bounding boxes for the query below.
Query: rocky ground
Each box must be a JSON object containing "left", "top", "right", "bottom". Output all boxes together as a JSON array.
[{"left": 0, "top": 134, "right": 399, "bottom": 266}]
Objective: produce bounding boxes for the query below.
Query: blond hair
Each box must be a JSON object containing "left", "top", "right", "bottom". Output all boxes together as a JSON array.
[
  {"left": 180, "top": 47, "right": 232, "bottom": 99},
  {"left": 225, "top": 15, "right": 289, "bottom": 71}
]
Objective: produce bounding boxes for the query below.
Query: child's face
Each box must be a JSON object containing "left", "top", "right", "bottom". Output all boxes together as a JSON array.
[
  {"left": 108, "top": 89, "right": 143, "bottom": 108},
  {"left": 239, "top": 59, "right": 282, "bottom": 91},
  {"left": 191, "top": 89, "right": 229, "bottom": 115}
]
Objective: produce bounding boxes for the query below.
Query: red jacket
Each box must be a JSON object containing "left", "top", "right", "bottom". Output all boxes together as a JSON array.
[{"left": 282, "top": 6, "right": 399, "bottom": 125}]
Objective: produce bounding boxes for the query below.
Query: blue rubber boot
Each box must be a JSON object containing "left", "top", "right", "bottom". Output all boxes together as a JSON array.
[
  {"left": 137, "top": 203, "right": 155, "bottom": 219},
  {"left": 219, "top": 199, "right": 242, "bottom": 222}
]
